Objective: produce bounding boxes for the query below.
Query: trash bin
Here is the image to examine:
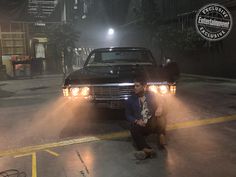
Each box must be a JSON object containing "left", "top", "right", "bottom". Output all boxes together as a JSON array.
[{"left": 25, "top": 64, "right": 31, "bottom": 76}]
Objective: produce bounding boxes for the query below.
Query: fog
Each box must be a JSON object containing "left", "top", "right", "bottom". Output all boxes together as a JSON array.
[{"left": 0, "top": 92, "right": 213, "bottom": 151}]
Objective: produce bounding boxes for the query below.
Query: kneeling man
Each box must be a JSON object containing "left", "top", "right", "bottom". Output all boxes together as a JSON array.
[{"left": 125, "top": 77, "right": 167, "bottom": 160}]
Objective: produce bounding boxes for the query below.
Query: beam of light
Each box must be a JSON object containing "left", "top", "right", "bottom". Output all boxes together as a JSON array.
[{"left": 0, "top": 96, "right": 92, "bottom": 151}]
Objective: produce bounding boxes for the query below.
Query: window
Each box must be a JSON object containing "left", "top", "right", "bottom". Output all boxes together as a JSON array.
[{"left": 0, "top": 23, "right": 10, "bottom": 32}]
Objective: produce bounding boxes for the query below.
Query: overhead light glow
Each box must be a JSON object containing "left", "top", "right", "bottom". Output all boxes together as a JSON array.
[{"left": 108, "top": 28, "right": 114, "bottom": 35}]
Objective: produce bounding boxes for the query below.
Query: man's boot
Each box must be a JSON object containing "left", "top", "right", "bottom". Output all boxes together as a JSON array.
[
  {"left": 143, "top": 148, "right": 156, "bottom": 157},
  {"left": 134, "top": 148, "right": 156, "bottom": 160}
]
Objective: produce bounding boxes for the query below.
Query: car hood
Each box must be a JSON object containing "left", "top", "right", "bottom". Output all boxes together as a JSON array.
[{"left": 65, "top": 65, "right": 166, "bottom": 85}]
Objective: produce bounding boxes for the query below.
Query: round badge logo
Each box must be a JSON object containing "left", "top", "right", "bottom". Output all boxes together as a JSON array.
[{"left": 195, "top": 3, "right": 233, "bottom": 41}]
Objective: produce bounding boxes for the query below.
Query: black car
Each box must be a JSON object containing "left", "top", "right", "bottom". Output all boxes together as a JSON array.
[{"left": 62, "top": 47, "right": 177, "bottom": 109}]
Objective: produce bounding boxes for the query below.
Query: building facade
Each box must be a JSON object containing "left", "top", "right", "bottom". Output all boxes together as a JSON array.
[
  {"left": 0, "top": 22, "right": 30, "bottom": 78},
  {"left": 158, "top": 0, "right": 236, "bottom": 78}
]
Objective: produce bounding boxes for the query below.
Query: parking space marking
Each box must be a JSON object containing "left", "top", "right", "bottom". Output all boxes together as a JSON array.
[
  {"left": 44, "top": 149, "right": 60, "bottom": 157},
  {"left": 0, "top": 114, "right": 236, "bottom": 158},
  {"left": 32, "top": 153, "right": 37, "bottom": 177},
  {"left": 0, "top": 136, "right": 101, "bottom": 158},
  {"left": 14, "top": 152, "right": 34, "bottom": 158},
  {"left": 14, "top": 152, "right": 37, "bottom": 177}
]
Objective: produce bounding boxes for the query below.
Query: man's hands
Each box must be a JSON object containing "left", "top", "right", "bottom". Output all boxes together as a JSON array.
[
  {"left": 135, "top": 119, "right": 146, "bottom": 127},
  {"left": 134, "top": 104, "right": 164, "bottom": 126}
]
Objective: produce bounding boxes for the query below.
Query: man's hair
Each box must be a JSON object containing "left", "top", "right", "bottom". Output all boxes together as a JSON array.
[{"left": 134, "top": 76, "right": 147, "bottom": 86}]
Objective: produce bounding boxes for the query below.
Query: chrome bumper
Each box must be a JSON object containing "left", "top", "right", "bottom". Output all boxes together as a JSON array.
[{"left": 62, "top": 82, "right": 176, "bottom": 109}]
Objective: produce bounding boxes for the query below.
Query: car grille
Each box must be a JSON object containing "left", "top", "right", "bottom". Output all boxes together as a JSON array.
[{"left": 92, "top": 86, "right": 133, "bottom": 100}]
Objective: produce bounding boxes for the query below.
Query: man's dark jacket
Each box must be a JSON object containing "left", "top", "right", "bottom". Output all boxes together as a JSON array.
[{"left": 125, "top": 92, "right": 158, "bottom": 123}]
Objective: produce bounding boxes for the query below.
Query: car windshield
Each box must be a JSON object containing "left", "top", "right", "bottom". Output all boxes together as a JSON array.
[{"left": 86, "top": 50, "right": 154, "bottom": 66}]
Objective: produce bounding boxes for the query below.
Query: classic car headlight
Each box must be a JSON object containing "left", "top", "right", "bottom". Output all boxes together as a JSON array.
[
  {"left": 148, "top": 85, "right": 158, "bottom": 93},
  {"left": 170, "top": 85, "right": 176, "bottom": 94},
  {"left": 70, "top": 88, "right": 80, "bottom": 97},
  {"left": 63, "top": 87, "right": 69, "bottom": 97},
  {"left": 148, "top": 85, "right": 170, "bottom": 95},
  {"left": 67, "top": 87, "right": 91, "bottom": 97},
  {"left": 159, "top": 85, "right": 169, "bottom": 94},
  {"left": 81, "top": 87, "right": 90, "bottom": 97}
]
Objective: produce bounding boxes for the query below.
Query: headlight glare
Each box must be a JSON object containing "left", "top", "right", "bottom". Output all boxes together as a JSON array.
[
  {"left": 159, "top": 85, "right": 168, "bottom": 94},
  {"left": 170, "top": 85, "right": 176, "bottom": 94},
  {"left": 70, "top": 88, "right": 80, "bottom": 96},
  {"left": 63, "top": 88, "right": 69, "bottom": 97},
  {"left": 81, "top": 87, "right": 90, "bottom": 96},
  {"left": 148, "top": 85, "right": 158, "bottom": 93}
]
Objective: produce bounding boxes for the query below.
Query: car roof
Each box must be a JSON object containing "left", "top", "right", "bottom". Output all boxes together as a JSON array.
[{"left": 92, "top": 47, "right": 150, "bottom": 52}]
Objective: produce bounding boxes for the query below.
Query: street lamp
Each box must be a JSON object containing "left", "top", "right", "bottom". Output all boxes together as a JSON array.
[
  {"left": 108, "top": 28, "right": 114, "bottom": 36},
  {"left": 106, "top": 28, "right": 116, "bottom": 47}
]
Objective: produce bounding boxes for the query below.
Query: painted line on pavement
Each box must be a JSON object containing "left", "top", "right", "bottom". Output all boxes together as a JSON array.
[
  {"left": 14, "top": 152, "right": 34, "bottom": 158},
  {"left": 32, "top": 152, "right": 37, "bottom": 177},
  {"left": 14, "top": 152, "right": 37, "bottom": 177},
  {"left": 44, "top": 149, "right": 60, "bottom": 157},
  {"left": 0, "top": 114, "right": 236, "bottom": 158},
  {"left": 167, "top": 114, "right": 236, "bottom": 130}
]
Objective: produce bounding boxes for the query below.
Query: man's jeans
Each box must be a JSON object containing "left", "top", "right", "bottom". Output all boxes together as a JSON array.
[{"left": 130, "top": 116, "right": 166, "bottom": 150}]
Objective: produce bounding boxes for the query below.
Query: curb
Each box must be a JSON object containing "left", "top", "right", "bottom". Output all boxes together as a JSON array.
[{"left": 181, "top": 73, "right": 236, "bottom": 82}]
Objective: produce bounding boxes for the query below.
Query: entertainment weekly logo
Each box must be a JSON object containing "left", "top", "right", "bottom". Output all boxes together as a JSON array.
[{"left": 195, "top": 4, "right": 233, "bottom": 41}]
